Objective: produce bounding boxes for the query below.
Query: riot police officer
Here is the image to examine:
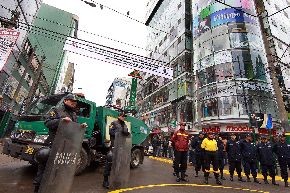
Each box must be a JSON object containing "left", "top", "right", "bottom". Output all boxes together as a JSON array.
[
  {"left": 226, "top": 133, "right": 245, "bottom": 182},
  {"left": 216, "top": 134, "right": 225, "bottom": 180},
  {"left": 273, "top": 134, "right": 290, "bottom": 187},
  {"left": 257, "top": 135, "right": 279, "bottom": 185},
  {"left": 103, "top": 112, "right": 130, "bottom": 189},
  {"left": 191, "top": 131, "right": 205, "bottom": 177},
  {"left": 240, "top": 134, "right": 260, "bottom": 184},
  {"left": 33, "top": 94, "right": 81, "bottom": 193}
]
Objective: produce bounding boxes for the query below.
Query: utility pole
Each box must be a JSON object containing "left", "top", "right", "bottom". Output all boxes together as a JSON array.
[
  {"left": 254, "top": 0, "right": 290, "bottom": 132},
  {"left": 25, "top": 55, "right": 46, "bottom": 111},
  {"left": 11, "top": 46, "right": 37, "bottom": 109}
]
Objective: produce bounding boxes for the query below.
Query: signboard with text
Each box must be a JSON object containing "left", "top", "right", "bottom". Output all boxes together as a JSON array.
[{"left": 0, "top": 28, "right": 20, "bottom": 70}]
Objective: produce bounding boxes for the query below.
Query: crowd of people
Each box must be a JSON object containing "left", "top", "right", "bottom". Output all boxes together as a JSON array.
[{"left": 151, "top": 122, "right": 290, "bottom": 187}]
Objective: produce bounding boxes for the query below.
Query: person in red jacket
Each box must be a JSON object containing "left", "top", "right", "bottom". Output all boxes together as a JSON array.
[{"left": 171, "top": 122, "right": 189, "bottom": 182}]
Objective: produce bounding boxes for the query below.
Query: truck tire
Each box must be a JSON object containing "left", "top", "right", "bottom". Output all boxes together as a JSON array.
[
  {"left": 75, "top": 147, "right": 89, "bottom": 175},
  {"left": 130, "top": 148, "right": 141, "bottom": 168}
]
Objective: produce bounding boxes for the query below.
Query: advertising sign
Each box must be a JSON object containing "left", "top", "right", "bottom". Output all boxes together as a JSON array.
[
  {"left": 0, "top": 28, "right": 20, "bottom": 70},
  {"left": 211, "top": 8, "right": 257, "bottom": 28}
]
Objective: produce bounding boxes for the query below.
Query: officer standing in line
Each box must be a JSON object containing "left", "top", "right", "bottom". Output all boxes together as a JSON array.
[
  {"left": 226, "top": 133, "right": 245, "bottom": 182},
  {"left": 171, "top": 122, "right": 189, "bottom": 182},
  {"left": 201, "top": 132, "right": 222, "bottom": 185},
  {"left": 273, "top": 134, "right": 290, "bottom": 187},
  {"left": 257, "top": 135, "right": 279, "bottom": 186},
  {"left": 103, "top": 112, "right": 130, "bottom": 189},
  {"left": 216, "top": 134, "right": 226, "bottom": 180},
  {"left": 240, "top": 134, "right": 260, "bottom": 184},
  {"left": 191, "top": 131, "right": 205, "bottom": 177},
  {"left": 33, "top": 94, "right": 85, "bottom": 193}
]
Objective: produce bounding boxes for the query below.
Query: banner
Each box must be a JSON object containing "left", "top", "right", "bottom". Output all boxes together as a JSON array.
[
  {"left": 0, "top": 28, "right": 20, "bottom": 70},
  {"left": 63, "top": 38, "right": 173, "bottom": 79}
]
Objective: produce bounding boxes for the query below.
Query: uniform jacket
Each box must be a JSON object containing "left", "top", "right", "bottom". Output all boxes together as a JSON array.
[
  {"left": 109, "top": 119, "right": 130, "bottom": 146},
  {"left": 257, "top": 142, "right": 275, "bottom": 165},
  {"left": 217, "top": 139, "right": 224, "bottom": 159},
  {"left": 240, "top": 139, "right": 257, "bottom": 162},
  {"left": 201, "top": 138, "right": 218, "bottom": 152},
  {"left": 44, "top": 105, "right": 77, "bottom": 145},
  {"left": 171, "top": 129, "right": 189, "bottom": 151},
  {"left": 191, "top": 136, "right": 204, "bottom": 154},
  {"left": 273, "top": 141, "right": 290, "bottom": 160},
  {"left": 226, "top": 139, "right": 242, "bottom": 161}
]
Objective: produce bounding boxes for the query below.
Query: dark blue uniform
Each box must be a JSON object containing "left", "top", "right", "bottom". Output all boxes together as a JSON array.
[
  {"left": 33, "top": 105, "right": 77, "bottom": 192},
  {"left": 273, "top": 141, "right": 290, "bottom": 186},
  {"left": 257, "top": 141, "right": 278, "bottom": 185},
  {"left": 191, "top": 136, "right": 204, "bottom": 176},
  {"left": 240, "top": 139, "right": 258, "bottom": 181},
  {"left": 217, "top": 139, "right": 225, "bottom": 180},
  {"left": 226, "top": 139, "right": 243, "bottom": 180}
]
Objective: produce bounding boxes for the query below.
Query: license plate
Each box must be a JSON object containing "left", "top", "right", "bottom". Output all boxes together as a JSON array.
[{"left": 25, "top": 146, "right": 34, "bottom": 155}]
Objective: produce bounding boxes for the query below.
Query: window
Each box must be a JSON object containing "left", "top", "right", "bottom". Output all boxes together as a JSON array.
[
  {"left": 280, "top": 25, "right": 287, "bottom": 33},
  {"left": 215, "top": 63, "right": 234, "bottom": 81},
  {"left": 202, "top": 98, "right": 218, "bottom": 118},
  {"left": 213, "top": 33, "right": 230, "bottom": 52},
  {"left": 177, "top": 3, "right": 182, "bottom": 9},
  {"left": 230, "top": 33, "right": 249, "bottom": 49}
]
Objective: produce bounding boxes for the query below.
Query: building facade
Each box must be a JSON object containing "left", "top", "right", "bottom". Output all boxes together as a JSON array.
[
  {"left": 141, "top": 0, "right": 288, "bottom": 134},
  {"left": 105, "top": 77, "right": 131, "bottom": 108},
  {"left": 138, "top": 0, "right": 194, "bottom": 132},
  {"left": 0, "top": 2, "right": 78, "bottom": 114},
  {"left": 0, "top": 0, "right": 43, "bottom": 113}
]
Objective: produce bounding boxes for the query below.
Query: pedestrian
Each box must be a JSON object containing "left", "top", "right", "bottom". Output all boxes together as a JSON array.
[
  {"left": 226, "top": 133, "right": 245, "bottom": 182},
  {"left": 152, "top": 135, "right": 159, "bottom": 157},
  {"left": 257, "top": 135, "right": 279, "bottom": 186},
  {"left": 188, "top": 136, "right": 196, "bottom": 166},
  {"left": 171, "top": 122, "right": 189, "bottom": 182},
  {"left": 222, "top": 137, "right": 228, "bottom": 166},
  {"left": 273, "top": 134, "right": 290, "bottom": 187},
  {"left": 201, "top": 132, "right": 222, "bottom": 185},
  {"left": 162, "top": 137, "right": 169, "bottom": 158},
  {"left": 191, "top": 131, "right": 205, "bottom": 177},
  {"left": 33, "top": 94, "right": 86, "bottom": 193},
  {"left": 240, "top": 133, "right": 260, "bottom": 184},
  {"left": 156, "top": 135, "right": 162, "bottom": 157},
  {"left": 102, "top": 112, "right": 130, "bottom": 189},
  {"left": 216, "top": 134, "right": 226, "bottom": 180}
]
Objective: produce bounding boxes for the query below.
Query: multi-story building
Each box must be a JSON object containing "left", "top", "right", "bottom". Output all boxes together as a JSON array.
[
  {"left": 0, "top": 3, "right": 78, "bottom": 113},
  {"left": 138, "top": 0, "right": 193, "bottom": 132},
  {"left": 0, "top": 0, "right": 43, "bottom": 112},
  {"left": 140, "top": 0, "right": 288, "bottom": 134},
  {"left": 55, "top": 61, "right": 75, "bottom": 94},
  {"left": 105, "top": 77, "right": 131, "bottom": 108},
  {"left": 262, "top": 0, "right": 290, "bottom": 113}
]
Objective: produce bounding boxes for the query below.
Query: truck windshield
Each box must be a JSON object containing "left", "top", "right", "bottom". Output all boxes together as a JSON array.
[{"left": 27, "top": 94, "right": 65, "bottom": 115}]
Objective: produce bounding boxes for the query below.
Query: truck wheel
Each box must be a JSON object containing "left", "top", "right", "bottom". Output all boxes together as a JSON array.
[
  {"left": 75, "top": 147, "right": 89, "bottom": 175},
  {"left": 130, "top": 148, "right": 141, "bottom": 168}
]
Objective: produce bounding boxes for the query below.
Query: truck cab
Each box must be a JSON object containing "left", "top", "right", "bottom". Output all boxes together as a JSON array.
[{"left": 2, "top": 93, "right": 149, "bottom": 174}]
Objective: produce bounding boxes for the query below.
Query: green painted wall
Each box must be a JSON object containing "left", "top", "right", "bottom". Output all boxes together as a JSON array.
[{"left": 28, "top": 3, "right": 76, "bottom": 92}]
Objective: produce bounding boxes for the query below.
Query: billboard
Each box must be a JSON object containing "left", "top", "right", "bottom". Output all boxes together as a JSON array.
[{"left": 0, "top": 28, "right": 20, "bottom": 70}]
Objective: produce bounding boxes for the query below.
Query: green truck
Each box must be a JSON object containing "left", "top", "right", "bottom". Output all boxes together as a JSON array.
[{"left": 2, "top": 93, "right": 149, "bottom": 174}]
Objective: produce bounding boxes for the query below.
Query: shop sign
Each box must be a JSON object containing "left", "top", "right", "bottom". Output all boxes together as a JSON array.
[{"left": 0, "top": 28, "right": 19, "bottom": 70}]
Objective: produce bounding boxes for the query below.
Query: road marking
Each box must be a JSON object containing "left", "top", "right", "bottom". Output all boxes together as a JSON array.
[
  {"left": 149, "top": 156, "right": 290, "bottom": 182},
  {"left": 109, "top": 183, "right": 270, "bottom": 193}
]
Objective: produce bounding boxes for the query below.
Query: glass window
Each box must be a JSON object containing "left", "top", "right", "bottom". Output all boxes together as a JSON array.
[
  {"left": 213, "top": 33, "right": 230, "bottom": 52},
  {"left": 206, "top": 66, "right": 216, "bottom": 84},
  {"left": 200, "top": 55, "right": 214, "bottom": 70},
  {"left": 215, "top": 63, "right": 234, "bottom": 81},
  {"left": 214, "top": 50, "right": 232, "bottom": 65},
  {"left": 230, "top": 33, "right": 249, "bottom": 48},
  {"left": 251, "top": 51, "right": 267, "bottom": 81},
  {"left": 202, "top": 98, "right": 218, "bottom": 118},
  {"left": 200, "top": 40, "right": 212, "bottom": 58},
  {"left": 218, "top": 96, "right": 238, "bottom": 116}
]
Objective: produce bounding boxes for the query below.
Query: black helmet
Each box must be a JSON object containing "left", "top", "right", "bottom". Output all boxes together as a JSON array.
[{"left": 64, "top": 94, "right": 77, "bottom": 101}]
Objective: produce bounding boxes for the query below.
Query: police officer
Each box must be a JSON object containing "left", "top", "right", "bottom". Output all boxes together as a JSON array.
[
  {"left": 240, "top": 134, "right": 260, "bottom": 184},
  {"left": 226, "top": 133, "right": 245, "bottom": 182},
  {"left": 191, "top": 131, "right": 205, "bottom": 177},
  {"left": 216, "top": 134, "right": 226, "bottom": 180},
  {"left": 201, "top": 132, "right": 222, "bottom": 185},
  {"left": 33, "top": 94, "right": 84, "bottom": 193},
  {"left": 257, "top": 135, "right": 279, "bottom": 186},
  {"left": 171, "top": 122, "right": 189, "bottom": 182},
  {"left": 103, "top": 112, "right": 130, "bottom": 189},
  {"left": 273, "top": 134, "right": 290, "bottom": 187}
]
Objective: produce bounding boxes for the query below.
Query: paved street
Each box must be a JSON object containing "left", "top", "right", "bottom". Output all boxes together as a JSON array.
[{"left": 0, "top": 147, "right": 289, "bottom": 193}]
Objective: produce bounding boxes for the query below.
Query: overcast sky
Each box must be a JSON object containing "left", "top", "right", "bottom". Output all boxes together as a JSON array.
[{"left": 43, "top": 0, "right": 148, "bottom": 106}]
